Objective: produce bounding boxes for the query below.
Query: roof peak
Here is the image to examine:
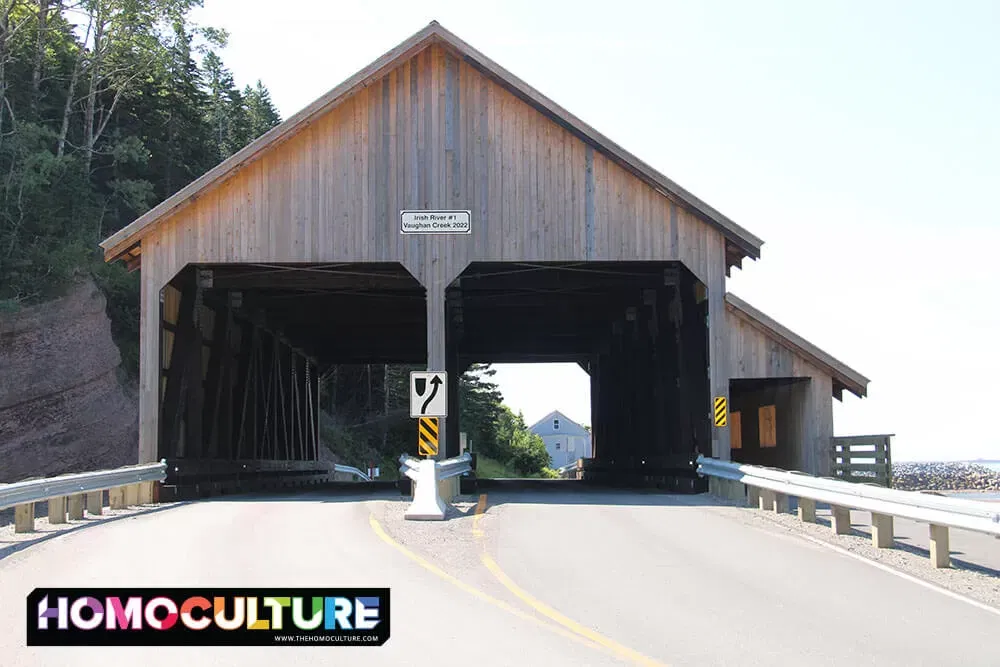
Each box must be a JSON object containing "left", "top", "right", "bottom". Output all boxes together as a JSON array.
[{"left": 101, "top": 20, "right": 763, "bottom": 265}]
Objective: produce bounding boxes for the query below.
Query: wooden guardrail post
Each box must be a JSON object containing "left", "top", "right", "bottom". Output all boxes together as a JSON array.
[
  {"left": 48, "top": 496, "right": 67, "bottom": 524},
  {"left": 15, "top": 504, "right": 34, "bottom": 533},
  {"left": 759, "top": 489, "right": 771, "bottom": 510},
  {"left": 109, "top": 486, "right": 127, "bottom": 509},
  {"left": 67, "top": 494, "right": 85, "bottom": 520},
  {"left": 125, "top": 483, "right": 139, "bottom": 507},
  {"left": 86, "top": 491, "right": 103, "bottom": 515},
  {"left": 830, "top": 505, "right": 851, "bottom": 534},
  {"left": 797, "top": 497, "right": 816, "bottom": 523},
  {"left": 929, "top": 524, "right": 950, "bottom": 568},
  {"left": 772, "top": 492, "right": 789, "bottom": 514},
  {"left": 871, "top": 512, "right": 894, "bottom": 548}
]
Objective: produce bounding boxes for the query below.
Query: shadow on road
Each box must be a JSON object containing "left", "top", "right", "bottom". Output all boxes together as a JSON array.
[{"left": 0, "top": 502, "right": 192, "bottom": 563}]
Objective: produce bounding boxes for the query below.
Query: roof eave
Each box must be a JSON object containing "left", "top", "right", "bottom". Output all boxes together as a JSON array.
[{"left": 725, "top": 293, "right": 869, "bottom": 399}]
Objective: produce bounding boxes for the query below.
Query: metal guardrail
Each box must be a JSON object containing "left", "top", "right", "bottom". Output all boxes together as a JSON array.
[
  {"left": 334, "top": 464, "right": 371, "bottom": 482},
  {"left": 0, "top": 460, "right": 168, "bottom": 511},
  {"left": 696, "top": 455, "right": 1000, "bottom": 567},
  {"left": 398, "top": 453, "right": 473, "bottom": 520},
  {"left": 555, "top": 459, "right": 582, "bottom": 479},
  {"left": 399, "top": 452, "right": 472, "bottom": 481}
]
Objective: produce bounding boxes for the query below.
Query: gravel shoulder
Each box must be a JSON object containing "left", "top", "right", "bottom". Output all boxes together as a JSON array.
[
  {"left": 696, "top": 491, "right": 1000, "bottom": 611},
  {"left": 0, "top": 501, "right": 187, "bottom": 564}
]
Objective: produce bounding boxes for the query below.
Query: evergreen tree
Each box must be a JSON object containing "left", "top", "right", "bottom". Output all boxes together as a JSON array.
[{"left": 0, "top": 1, "right": 282, "bottom": 373}]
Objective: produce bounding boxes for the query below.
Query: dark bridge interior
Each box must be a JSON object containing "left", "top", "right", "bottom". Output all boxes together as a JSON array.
[{"left": 158, "top": 261, "right": 711, "bottom": 494}]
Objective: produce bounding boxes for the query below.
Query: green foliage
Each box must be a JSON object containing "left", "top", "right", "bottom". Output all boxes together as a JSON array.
[
  {"left": 92, "top": 262, "right": 141, "bottom": 378},
  {"left": 459, "top": 363, "right": 503, "bottom": 458},
  {"left": 476, "top": 456, "right": 558, "bottom": 480},
  {"left": 0, "top": 0, "right": 281, "bottom": 370},
  {"left": 317, "top": 362, "right": 552, "bottom": 479},
  {"left": 495, "top": 406, "right": 551, "bottom": 475}
]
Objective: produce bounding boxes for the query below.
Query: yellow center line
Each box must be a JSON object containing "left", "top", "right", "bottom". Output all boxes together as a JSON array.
[
  {"left": 472, "top": 492, "right": 487, "bottom": 537},
  {"left": 472, "top": 494, "right": 670, "bottom": 667},
  {"left": 367, "top": 514, "right": 616, "bottom": 658}
]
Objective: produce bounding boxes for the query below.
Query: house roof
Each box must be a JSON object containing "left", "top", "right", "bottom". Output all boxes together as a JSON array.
[
  {"left": 725, "top": 293, "right": 870, "bottom": 400},
  {"left": 528, "top": 410, "right": 587, "bottom": 432},
  {"left": 100, "top": 20, "right": 764, "bottom": 268}
]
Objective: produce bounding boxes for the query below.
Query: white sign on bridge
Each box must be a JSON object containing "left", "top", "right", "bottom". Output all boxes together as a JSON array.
[{"left": 400, "top": 210, "right": 471, "bottom": 234}]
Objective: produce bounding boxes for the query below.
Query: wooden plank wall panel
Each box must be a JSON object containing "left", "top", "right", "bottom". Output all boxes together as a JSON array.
[
  {"left": 727, "top": 312, "right": 830, "bottom": 382},
  {"left": 143, "top": 43, "right": 736, "bottom": 282},
  {"left": 142, "top": 43, "right": 729, "bottom": 287},
  {"left": 726, "top": 308, "right": 836, "bottom": 474},
  {"left": 707, "top": 231, "right": 730, "bottom": 459}
]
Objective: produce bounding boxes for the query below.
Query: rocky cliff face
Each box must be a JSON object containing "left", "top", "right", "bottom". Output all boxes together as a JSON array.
[{"left": 0, "top": 280, "right": 138, "bottom": 483}]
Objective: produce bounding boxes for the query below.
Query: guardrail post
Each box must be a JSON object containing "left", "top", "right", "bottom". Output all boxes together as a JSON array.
[
  {"left": 871, "top": 512, "right": 894, "bottom": 548},
  {"left": 67, "top": 494, "right": 85, "bottom": 520},
  {"left": 929, "top": 524, "right": 950, "bottom": 568},
  {"left": 138, "top": 482, "right": 154, "bottom": 505},
  {"left": 14, "top": 504, "right": 34, "bottom": 533},
  {"left": 86, "top": 491, "right": 103, "bottom": 516},
  {"left": 797, "top": 497, "right": 816, "bottom": 523},
  {"left": 758, "top": 488, "right": 774, "bottom": 511},
  {"left": 830, "top": 505, "right": 851, "bottom": 534},
  {"left": 110, "top": 486, "right": 127, "bottom": 510},
  {"left": 747, "top": 486, "right": 760, "bottom": 508},
  {"left": 48, "top": 496, "right": 67, "bottom": 524},
  {"left": 125, "top": 483, "right": 139, "bottom": 507},
  {"left": 772, "top": 492, "right": 789, "bottom": 514}
]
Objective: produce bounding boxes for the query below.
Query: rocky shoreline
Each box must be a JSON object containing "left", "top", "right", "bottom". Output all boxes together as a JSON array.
[{"left": 891, "top": 462, "right": 1000, "bottom": 492}]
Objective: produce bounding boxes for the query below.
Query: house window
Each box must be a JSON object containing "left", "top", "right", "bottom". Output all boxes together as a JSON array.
[
  {"left": 555, "top": 442, "right": 561, "bottom": 450},
  {"left": 759, "top": 405, "right": 777, "bottom": 448},
  {"left": 553, "top": 418, "right": 560, "bottom": 430}
]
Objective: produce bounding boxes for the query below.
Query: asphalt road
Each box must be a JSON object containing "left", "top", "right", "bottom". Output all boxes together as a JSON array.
[{"left": 1, "top": 488, "right": 998, "bottom": 666}]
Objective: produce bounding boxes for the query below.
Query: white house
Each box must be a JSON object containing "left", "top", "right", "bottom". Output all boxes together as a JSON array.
[{"left": 528, "top": 411, "right": 592, "bottom": 469}]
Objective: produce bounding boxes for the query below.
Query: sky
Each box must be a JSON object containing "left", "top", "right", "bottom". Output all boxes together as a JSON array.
[{"left": 189, "top": 0, "right": 999, "bottom": 462}]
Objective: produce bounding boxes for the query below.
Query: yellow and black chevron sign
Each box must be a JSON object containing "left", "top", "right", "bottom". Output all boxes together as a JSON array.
[
  {"left": 713, "top": 396, "right": 727, "bottom": 427},
  {"left": 418, "top": 417, "right": 439, "bottom": 456}
]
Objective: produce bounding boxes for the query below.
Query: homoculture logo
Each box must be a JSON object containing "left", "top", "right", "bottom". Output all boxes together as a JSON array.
[{"left": 26, "top": 588, "right": 390, "bottom": 646}]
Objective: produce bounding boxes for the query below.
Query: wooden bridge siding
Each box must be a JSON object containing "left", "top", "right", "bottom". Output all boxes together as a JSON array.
[
  {"left": 133, "top": 43, "right": 732, "bottom": 463},
  {"left": 726, "top": 310, "right": 835, "bottom": 476},
  {"left": 139, "top": 45, "right": 717, "bottom": 281}
]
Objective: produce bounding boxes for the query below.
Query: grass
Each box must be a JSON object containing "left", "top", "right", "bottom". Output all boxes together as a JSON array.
[{"left": 474, "top": 455, "right": 560, "bottom": 479}]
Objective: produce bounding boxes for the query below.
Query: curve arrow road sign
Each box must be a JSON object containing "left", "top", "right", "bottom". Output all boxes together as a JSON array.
[{"left": 410, "top": 371, "right": 447, "bottom": 418}]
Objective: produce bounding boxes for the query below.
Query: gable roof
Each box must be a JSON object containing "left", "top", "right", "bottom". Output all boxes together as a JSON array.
[
  {"left": 528, "top": 410, "right": 588, "bottom": 433},
  {"left": 100, "top": 20, "right": 763, "bottom": 269},
  {"left": 725, "top": 293, "right": 869, "bottom": 400}
]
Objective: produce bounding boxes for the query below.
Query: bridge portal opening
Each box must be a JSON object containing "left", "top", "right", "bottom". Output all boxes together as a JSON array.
[
  {"left": 459, "top": 362, "right": 593, "bottom": 479},
  {"left": 157, "top": 263, "right": 425, "bottom": 492},
  {"left": 450, "top": 261, "right": 711, "bottom": 490},
  {"left": 728, "top": 377, "right": 810, "bottom": 470}
]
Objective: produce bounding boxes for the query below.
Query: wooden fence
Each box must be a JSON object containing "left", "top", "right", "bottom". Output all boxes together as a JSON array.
[{"left": 830, "top": 435, "right": 894, "bottom": 487}]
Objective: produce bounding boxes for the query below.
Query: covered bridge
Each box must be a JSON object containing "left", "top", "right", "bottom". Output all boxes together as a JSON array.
[{"left": 100, "top": 21, "right": 869, "bottom": 490}]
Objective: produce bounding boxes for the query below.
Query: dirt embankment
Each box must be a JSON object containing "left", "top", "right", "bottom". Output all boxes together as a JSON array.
[{"left": 0, "top": 280, "right": 138, "bottom": 483}]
